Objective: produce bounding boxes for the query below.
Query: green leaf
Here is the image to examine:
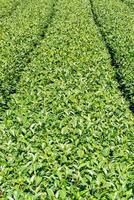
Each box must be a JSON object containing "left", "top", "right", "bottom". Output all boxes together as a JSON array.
[
  {"left": 77, "top": 149, "right": 84, "bottom": 158},
  {"left": 60, "top": 189, "right": 66, "bottom": 199}
]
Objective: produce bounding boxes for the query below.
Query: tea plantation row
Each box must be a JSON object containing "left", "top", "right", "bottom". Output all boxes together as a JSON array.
[
  {"left": 0, "top": 0, "right": 134, "bottom": 199},
  {"left": 0, "top": 0, "right": 55, "bottom": 116},
  {"left": 91, "top": 0, "right": 134, "bottom": 110}
]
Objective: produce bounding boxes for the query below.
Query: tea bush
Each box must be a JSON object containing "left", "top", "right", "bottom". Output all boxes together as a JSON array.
[
  {"left": 0, "top": 0, "right": 21, "bottom": 18},
  {"left": 91, "top": 0, "right": 134, "bottom": 109},
  {"left": 122, "top": 0, "right": 134, "bottom": 10},
  {"left": 0, "top": 0, "right": 134, "bottom": 199},
  {"left": 0, "top": 0, "right": 54, "bottom": 113}
]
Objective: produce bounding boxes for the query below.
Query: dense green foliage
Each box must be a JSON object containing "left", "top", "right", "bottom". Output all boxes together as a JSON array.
[
  {"left": 122, "top": 0, "right": 134, "bottom": 10},
  {"left": 0, "top": 0, "right": 21, "bottom": 18},
  {"left": 91, "top": 0, "right": 134, "bottom": 107},
  {"left": 0, "top": 0, "right": 134, "bottom": 199},
  {"left": 0, "top": 0, "right": 54, "bottom": 113}
]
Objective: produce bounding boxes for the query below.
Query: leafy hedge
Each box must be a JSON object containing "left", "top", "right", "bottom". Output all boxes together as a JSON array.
[
  {"left": 0, "top": 0, "right": 54, "bottom": 114},
  {"left": 91, "top": 0, "right": 134, "bottom": 111},
  {"left": 121, "top": 0, "right": 134, "bottom": 10},
  {"left": 0, "top": 0, "right": 21, "bottom": 18},
  {"left": 0, "top": 0, "right": 134, "bottom": 199}
]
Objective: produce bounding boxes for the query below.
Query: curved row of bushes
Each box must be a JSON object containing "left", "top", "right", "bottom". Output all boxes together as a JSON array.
[
  {"left": 1, "top": 0, "right": 134, "bottom": 199},
  {"left": 0, "top": 0, "right": 55, "bottom": 114},
  {"left": 91, "top": 0, "right": 134, "bottom": 111}
]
